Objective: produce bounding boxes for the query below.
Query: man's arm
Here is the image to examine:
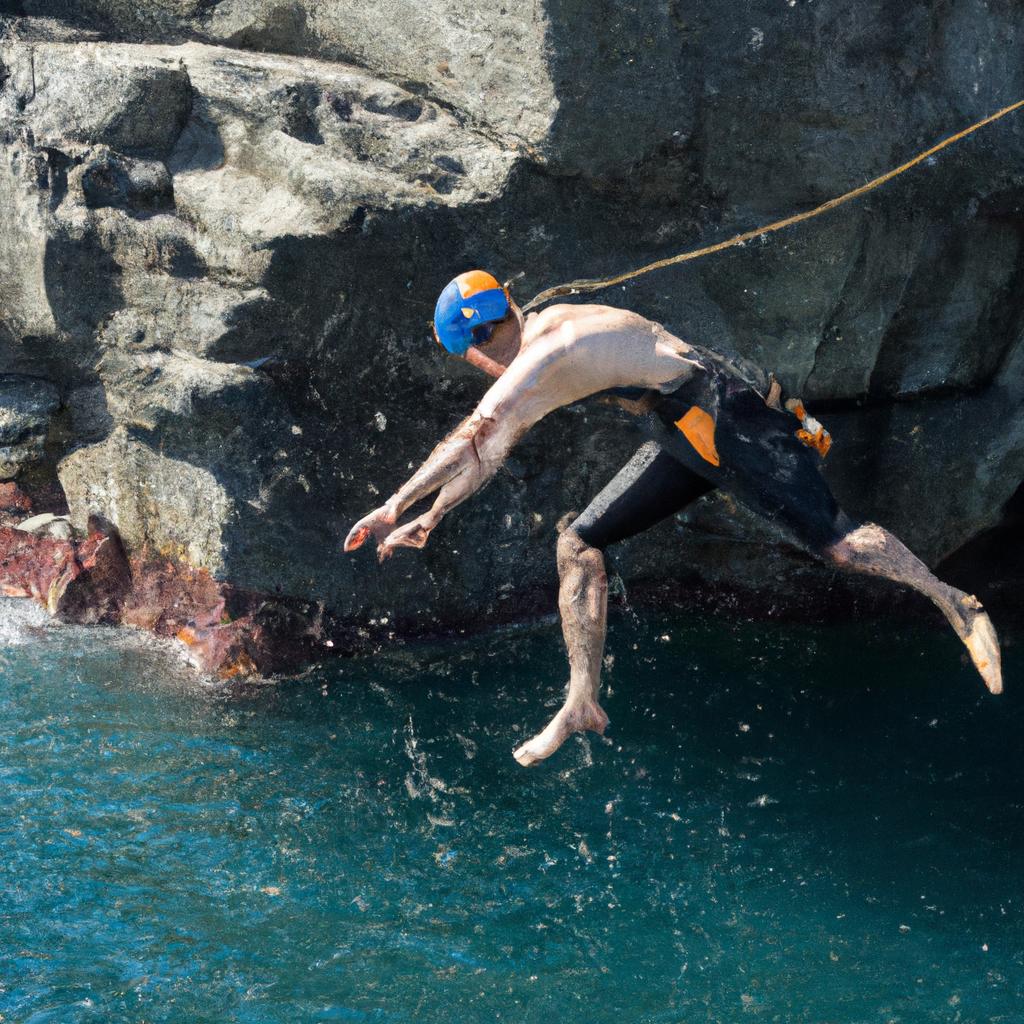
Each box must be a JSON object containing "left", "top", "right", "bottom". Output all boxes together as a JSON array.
[
  {"left": 344, "top": 410, "right": 520, "bottom": 558},
  {"left": 345, "top": 330, "right": 583, "bottom": 558}
]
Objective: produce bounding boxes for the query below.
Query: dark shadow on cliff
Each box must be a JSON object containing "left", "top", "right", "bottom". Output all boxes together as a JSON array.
[{"left": 939, "top": 480, "right": 1024, "bottom": 626}]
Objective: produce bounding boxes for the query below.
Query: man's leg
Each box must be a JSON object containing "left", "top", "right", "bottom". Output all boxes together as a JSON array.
[
  {"left": 660, "top": 386, "right": 1005, "bottom": 696},
  {"left": 514, "top": 442, "right": 715, "bottom": 766},
  {"left": 513, "top": 527, "right": 610, "bottom": 766},
  {"left": 826, "top": 521, "right": 1002, "bottom": 693}
]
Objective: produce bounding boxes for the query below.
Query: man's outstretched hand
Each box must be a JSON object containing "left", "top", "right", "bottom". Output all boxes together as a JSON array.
[
  {"left": 346, "top": 506, "right": 442, "bottom": 562},
  {"left": 343, "top": 505, "right": 397, "bottom": 553},
  {"left": 376, "top": 513, "right": 437, "bottom": 559}
]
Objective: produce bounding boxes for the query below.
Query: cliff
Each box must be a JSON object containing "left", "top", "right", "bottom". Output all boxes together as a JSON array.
[{"left": 1, "top": 2, "right": 1022, "bottom": 667}]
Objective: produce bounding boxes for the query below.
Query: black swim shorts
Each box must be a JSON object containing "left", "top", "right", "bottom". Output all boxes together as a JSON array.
[{"left": 571, "top": 364, "right": 852, "bottom": 553}]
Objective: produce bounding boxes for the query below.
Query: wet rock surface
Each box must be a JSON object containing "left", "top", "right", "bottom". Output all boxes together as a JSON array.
[{"left": 0, "top": 4, "right": 1022, "bottom": 668}]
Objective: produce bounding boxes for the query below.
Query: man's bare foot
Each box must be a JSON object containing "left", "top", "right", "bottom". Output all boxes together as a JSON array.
[
  {"left": 944, "top": 593, "right": 1002, "bottom": 694},
  {"left": 513, "top": 699, "right": 609, "bottom": 767}
]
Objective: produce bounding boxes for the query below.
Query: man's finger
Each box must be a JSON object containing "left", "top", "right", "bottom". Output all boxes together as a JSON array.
[{"left": 344, "top": 526, "right": 369, "bottom": 552}]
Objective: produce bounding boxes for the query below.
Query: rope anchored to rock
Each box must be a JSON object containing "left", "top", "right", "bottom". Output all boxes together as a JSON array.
[{"left": 520, "top": 98, "right": 1024, "bottom": 313}]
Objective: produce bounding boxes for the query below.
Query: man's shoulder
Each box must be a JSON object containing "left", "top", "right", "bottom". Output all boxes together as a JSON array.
[
  {"left": 526, "top": 302, "right": 653, "bottom": 339},
  {"left": 693, "top": 342, "right": 770, "bottom": 392}
]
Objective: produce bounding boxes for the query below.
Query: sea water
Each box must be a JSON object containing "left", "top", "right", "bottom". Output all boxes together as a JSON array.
[{"left": 0, "top": 597, "right": 1020, "bottom": 1023}]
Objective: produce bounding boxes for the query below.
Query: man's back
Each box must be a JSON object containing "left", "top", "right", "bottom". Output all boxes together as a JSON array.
[{"left": 475, "top": 303, "right": 701, "bottom": 429}]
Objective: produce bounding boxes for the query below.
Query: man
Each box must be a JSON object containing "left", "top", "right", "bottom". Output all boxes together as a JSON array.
[{"left": 345, "top": 270, "right": 1002, "bottom": 766}]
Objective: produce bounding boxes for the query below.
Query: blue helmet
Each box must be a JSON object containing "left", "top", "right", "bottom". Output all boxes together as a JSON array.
[{"left": 433, "top": 270, "right": 510, "bottom": 356}]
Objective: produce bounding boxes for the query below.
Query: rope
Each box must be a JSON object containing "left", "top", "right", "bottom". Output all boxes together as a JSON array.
[{"left": 521, "top": 98, "right": 1024, "bottom": 313}]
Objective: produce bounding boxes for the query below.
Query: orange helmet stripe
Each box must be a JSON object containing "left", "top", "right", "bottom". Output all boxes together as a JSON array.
[{"left": 456, "top": 270, "right": 502, "bottom": 300}]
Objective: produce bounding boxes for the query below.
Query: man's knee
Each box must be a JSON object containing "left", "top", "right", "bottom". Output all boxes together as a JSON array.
[
  {"left": 557, "top": 528, "right": 607, "bottom": 586},
  {"left": 558, "top": 506, "right": 605, "bottom": 554},
  {"left": 557, "top": 527, "right": 595, "bottom": 565},
  {"left": 824, "top": 537, "right": 853, "bottom": 567},
  {"left": 823, "top": 521, "right": 881, "bottom": 567}
]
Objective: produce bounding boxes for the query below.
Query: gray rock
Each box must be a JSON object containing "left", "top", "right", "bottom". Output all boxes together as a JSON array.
[
  {"left": 59, "top": 427, "right": 231, "bottom": 571},
  {"left": 0, "top": 375, "right": 60, "bottom": 479},
  {"left": 80, "top": 148, "right": 174, "bottom": 212},
  {"left": 0, "top": 140, "right": 60, "bottom": 347},
  {"left": 0, "top": 41, "right": 192, "bottom": 159},
  {"left": 0, "top": 376, "right": 59, "bottom": 444}
]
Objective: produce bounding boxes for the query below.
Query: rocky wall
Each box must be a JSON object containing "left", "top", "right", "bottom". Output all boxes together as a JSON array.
[{"left": 0, "top": 2, "right": 1022, "bottom": 664}]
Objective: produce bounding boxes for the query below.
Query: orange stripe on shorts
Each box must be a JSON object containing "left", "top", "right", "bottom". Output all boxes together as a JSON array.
[{"left": 675, "top": 406, "right": 720, "bottom": 466}]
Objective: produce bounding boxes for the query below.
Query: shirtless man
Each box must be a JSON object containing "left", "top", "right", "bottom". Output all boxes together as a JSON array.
[{"left": 345, "top": 270, "right": 1002, "bottom": 766}]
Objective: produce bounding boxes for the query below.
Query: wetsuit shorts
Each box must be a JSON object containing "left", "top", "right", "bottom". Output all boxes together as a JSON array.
[{"left": 571, "top": 363, "right": 852, "bottom": 553}]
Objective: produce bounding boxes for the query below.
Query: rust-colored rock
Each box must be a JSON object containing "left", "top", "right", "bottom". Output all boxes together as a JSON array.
[
  {"left": 0, "top": 482, "right": 33, "bottom": 520},
  {"left": 121, "top": 551, "right": 341, "bottom": 677},
  {"left": 1, "top": 506, "right": 344, "bottom": 679},
  {"left": 0, "top": 514, "right": 132, "bottom": 620},
  {"left": 122, "top": 555, "right": 226, "bottom": 636},
  {"left": 53, "top": 515, "right": 132, "bottom": 624},
  {"left": 176, "top": 618, "right": 254, "bottom": 677},
  {"left": 0, "top": 525, "right": 77, "bottom": 606}
]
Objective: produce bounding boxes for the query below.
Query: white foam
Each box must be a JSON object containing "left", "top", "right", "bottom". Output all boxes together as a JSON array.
[{"left": 0, "top": 596, "right": 52, "bottom": 646}]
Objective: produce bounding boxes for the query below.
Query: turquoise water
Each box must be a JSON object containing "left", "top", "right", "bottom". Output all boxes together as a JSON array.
[{"left": 1, "top": 597, "right": 1021, "bottom": 1023}]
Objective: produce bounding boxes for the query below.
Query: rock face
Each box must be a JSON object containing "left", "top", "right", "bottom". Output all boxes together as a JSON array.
[
  {"left": 1, "top": 3, "right": 1023, "bottom": 656},
  {"left": 0, "top": 376, "right": 60, "bottom": 478}
]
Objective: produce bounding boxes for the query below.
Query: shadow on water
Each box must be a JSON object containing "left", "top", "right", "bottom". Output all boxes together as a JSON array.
[{"left": 0, "top": 598, "right": 1021, "bottom": 1023}]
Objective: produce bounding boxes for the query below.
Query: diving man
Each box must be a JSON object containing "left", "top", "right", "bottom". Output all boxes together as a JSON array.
[{"left": 345, "top": 270, "right": 1002, "bottom": 766}]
